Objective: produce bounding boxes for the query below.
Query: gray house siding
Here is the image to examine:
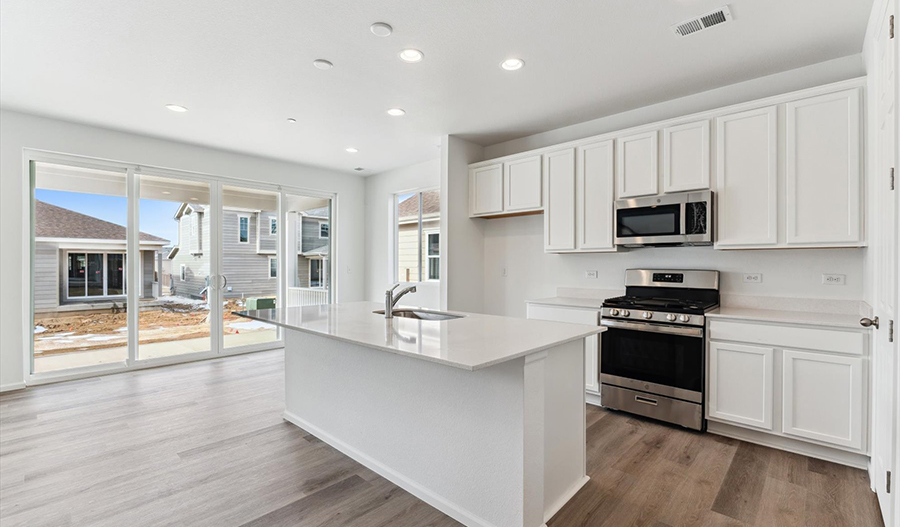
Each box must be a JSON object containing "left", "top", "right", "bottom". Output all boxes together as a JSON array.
[
  {"left": 222, "top": 210, "right": 276, "bottom": 298},
  {"left": 258, "top": 211, "right": 277, "bottom": 253},
  {"left": 170, "top": 208, "right": 210, "bottom": 299},
  {"left": 300, "top": 217, "right": 328, "bottom": 252},
  {"left": 34, "top": 242, "right": 59, "bottom": 310}
]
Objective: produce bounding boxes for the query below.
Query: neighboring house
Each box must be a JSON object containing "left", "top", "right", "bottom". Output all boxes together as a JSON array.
[
  {"left": 397, "top": 190, "right": 440, "bottom": 282},
  {"left": 168, "top": 204, "right": 329, "bottom": 300},
  {"left": 33, "top": 200, "right": 170, "bottom": 312}
]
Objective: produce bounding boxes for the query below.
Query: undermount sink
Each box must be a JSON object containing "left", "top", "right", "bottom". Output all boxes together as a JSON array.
[{"left": 373, "top": 309, "right": 464, "bottom": 321}]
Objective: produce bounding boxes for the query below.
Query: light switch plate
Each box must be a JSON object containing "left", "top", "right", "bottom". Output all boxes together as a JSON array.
[
  {"left": 823, "top": 274, "right": 845, "bottom": 285},
  {"left": 585, "top": 270, "right": 599, "bottom": 279},
  {"left": 742, "top": 273, "right": 762, "bottom": 283}
]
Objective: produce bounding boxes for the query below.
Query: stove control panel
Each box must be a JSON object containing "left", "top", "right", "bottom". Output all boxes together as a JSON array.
[
  {"left": 652, "top": 273, "right": 684, "bottom": 283},
  {"left": 601, "top": 307, "right": 705, "bottom": 327}
]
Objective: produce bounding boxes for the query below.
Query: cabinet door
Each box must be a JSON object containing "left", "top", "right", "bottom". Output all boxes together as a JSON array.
[
  {"left": 782, "top": 349, "right": 863, "bottom": 450},
  {"left": 543, "top": 148, "right": 576, "bottom": 251},
  {"left": 785, "top": 89, "right": 861, "bottom": 245},
  {"left": 504, "top": 155, "right": 542, "bottom": 212},
  {"left": 708, "top": 341, "right": 774, "bottom": 430},
  {"left": 615, "top": 130, "right": 658, "bottom": 198},
  {"left": 715, "top": 106, "right": 778, "bottom": 247},
  {"left": 469, "top": 164, "right": 503, "bottom": 216},
  {"left": 577, "top": 140, "right": 615, "bottom": 251},
  {"left": 663, "top": 120, "right": 710, "bottom": 193},
  {"left": 526, "top": 303, "right": 600, "bottom": 393}
]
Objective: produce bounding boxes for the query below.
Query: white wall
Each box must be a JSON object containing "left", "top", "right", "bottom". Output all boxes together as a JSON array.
[
  {"left": 0, "top": 109, "right": 367, "bottom": 390},
  {"left": 484, "top": 55, "right": 866, "bottom": 159},
  {"left": 483, "top": 214, "right": 866, "bottom": 318},
  {"left": 478, "top": 55, "right": 870, "bottom": 318},
  {"left": 364, "top": 158, "right": 441, "bottom": 309},
  {"left": 441, "top": 135, "right": 485, "bottom": 313}
]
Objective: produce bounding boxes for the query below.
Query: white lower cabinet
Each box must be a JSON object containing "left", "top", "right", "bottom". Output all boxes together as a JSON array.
[
  {"left": 526, "top": 303, "right": 600, "bottom": 394},
  {"left": 708, "top": 341, "right": 774, "bottom": 430},
  {"left": 707, "top": 319, "right": 868, "bottom": 455},
  {"left": 782, "top": 349, "right": 864, "bottom": 450}
]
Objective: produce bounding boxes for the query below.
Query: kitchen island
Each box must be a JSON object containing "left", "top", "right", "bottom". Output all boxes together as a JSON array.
[{"left": 237, "top": 302, "right": 603, "bottom": 527}]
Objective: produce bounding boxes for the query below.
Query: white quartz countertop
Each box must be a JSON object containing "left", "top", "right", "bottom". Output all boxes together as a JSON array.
[
  {"left": 237, "top": 302, "right": 604, "bottom": 371},
  {"left": 706, "top": 307, "right": 864, "bottom": 330},
  {"left": 526, "top": 297, "right": 606, "bottom": 310}
]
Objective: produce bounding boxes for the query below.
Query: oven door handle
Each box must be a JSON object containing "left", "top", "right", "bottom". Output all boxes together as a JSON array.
[{"left": 601, "top": 319, "right": 703, "bottom": 337}]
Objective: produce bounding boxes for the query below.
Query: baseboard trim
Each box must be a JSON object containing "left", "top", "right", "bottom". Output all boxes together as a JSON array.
[
  {"left": 544, "top": 475, "right": 589, "bottom": 523},
  {"left": 707, "top": 420, "right": 870, "bottom": 469},
  {"left": 283, "top": 410, "right": 500, "bottom": 527},
  {"left": 586, "top": 392, "right": 602, "bottom": 407},
  {"left": 0, "top": 382, "right": 26, "bottom": 393}
]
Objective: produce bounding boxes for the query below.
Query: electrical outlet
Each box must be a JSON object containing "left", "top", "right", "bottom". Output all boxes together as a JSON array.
[
  {"left": 823, "top": 274, "right": 845, "bottom": 285},
  {"left": 742, "top": 273, "right": 762, "bottom": 283},
  {"left": 585, "top": 270, "right": 599, "bottom": 279}
]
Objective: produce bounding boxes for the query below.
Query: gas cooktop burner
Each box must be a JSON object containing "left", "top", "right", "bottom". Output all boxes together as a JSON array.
[{"left": 603, "top": 295, "right": 717, "bottom": 315}]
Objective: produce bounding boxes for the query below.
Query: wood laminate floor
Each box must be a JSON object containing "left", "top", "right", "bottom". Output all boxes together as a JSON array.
[{"left": 0, "top": 350, "right": 883, "bottom": 527}]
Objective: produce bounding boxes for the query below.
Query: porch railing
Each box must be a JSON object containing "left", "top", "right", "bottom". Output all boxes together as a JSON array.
[{"left": 287, "top": 287, "right": 329, "bottom": 307}]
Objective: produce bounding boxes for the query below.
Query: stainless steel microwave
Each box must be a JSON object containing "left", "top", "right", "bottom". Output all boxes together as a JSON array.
[{"left": 614, "top": 191, "right": 713, "bottom": 247}]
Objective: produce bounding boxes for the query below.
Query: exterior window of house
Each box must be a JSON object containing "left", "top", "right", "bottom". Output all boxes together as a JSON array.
[
  {"left": 180, "top": 264, "right": 186, "bottom": 281},
  {"left": 270, "top": 218, "right": 277, "bottom": 235},
  {"left": 426, "top": 232, "right": 439, "bottom": 280},
  {"left": 268, "top": 257, "right": 277, "bottom": 279},
  {"left": 394, "top": 189, "right": 440, "bottom": 283},
  {"left": 238, "top": 215, "right": 250, "bottom": 243},
  {"left": 66, "top": 252, "right": 126, "bottom": 298},
  {"left": 319, "top": 222, "right": 329, "bottom": 238},
  {"left": 309, "top": 259, "right": 326, "bottom": 288}
]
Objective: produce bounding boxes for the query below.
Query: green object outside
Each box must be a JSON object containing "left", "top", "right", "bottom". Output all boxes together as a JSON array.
[{"left": 246, "top": 297, "right": 276, "bottom": 310}]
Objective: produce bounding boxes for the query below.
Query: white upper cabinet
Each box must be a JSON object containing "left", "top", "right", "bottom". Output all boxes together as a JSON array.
[
  {"left": 577, "top": 140, "right": 615, "bottom": 251},
  {"left": 715, "top": 106, "right": 778, "bottom": 247},
  {"left": 504, "top": 155, "right": 543, "bottom": 212},
  {"left": 468, "top": 163, "right": 503, "bottom": 216},
  {"left": 782, "top": 349, "right": 864, "bottom": 450},
  {"left": 663, "top": 120, "right": 710, "bottom": 193},
  {"left": 616, "top": 130, "right": 658, "bottom": 198},
  {"left": 785, "top": 89, "right": 861, "bottom": 245},
  {"left": 543, "top": 148, "right": 577, "bottom": 252}
]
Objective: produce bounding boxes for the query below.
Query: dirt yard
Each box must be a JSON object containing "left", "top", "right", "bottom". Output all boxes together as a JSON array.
[{"left": 34, "top": 298, "right": 270, "bottom": 355}]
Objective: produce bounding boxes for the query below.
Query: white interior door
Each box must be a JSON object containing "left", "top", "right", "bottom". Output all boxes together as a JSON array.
[{"left": 872, "top": 2, "right": 898, "bottom": 523}]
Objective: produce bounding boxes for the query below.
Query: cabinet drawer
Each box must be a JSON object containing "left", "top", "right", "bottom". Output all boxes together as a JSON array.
[{"left": 708, "top": 320, "right": 864, "bottom": 355}]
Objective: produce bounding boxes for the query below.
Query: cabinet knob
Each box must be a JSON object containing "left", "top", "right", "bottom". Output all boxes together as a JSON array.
[{"left": 860, "top": 317, "right": 879, "bottom": 329}]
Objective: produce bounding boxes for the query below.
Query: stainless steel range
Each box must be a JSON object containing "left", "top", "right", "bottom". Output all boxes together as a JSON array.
[{"left": 600, "top": 269, "right": 719, "bottom": 431}]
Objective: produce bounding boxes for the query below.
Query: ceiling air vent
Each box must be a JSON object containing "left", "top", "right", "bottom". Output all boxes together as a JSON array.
[{"left": 672, "top": 5, "right": 733, "bottom": 37}]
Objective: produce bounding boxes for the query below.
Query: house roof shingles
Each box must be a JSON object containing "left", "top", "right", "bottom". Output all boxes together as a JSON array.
[
  {"left": 35, "top": 200, "right": 169, "bottom": 243},
  {"left": 398, "top": 190, "right": 439, "bottom": 221}
]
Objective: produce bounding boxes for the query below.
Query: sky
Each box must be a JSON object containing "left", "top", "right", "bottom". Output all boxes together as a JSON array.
[{"left": 36, "top": 189, "right": 181, "bottom": 244}]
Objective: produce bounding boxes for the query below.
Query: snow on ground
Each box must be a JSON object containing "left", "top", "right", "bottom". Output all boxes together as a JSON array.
[
  {"left": 86, "top": 335, "right": 122, "bottom": 342},
  {"left": 34, "top": 326, "right": 46, "bottom": 334},
  {"left": 155, "top": 296, "right": 210, "bottom": 308},
  {"left": 229, "top": 320, "right": 275, "bottom": 331}
]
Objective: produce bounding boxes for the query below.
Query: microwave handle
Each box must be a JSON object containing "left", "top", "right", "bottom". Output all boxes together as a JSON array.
[{"left": 679, "top": 202, "right": 687, "bottom": 237}]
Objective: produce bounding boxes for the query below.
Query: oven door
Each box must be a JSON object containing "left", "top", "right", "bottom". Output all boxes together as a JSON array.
[{"left": 600, "top": 319, "right": 704, "bottom": 403}]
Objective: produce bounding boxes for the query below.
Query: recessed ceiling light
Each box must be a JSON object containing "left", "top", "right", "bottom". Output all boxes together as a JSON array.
[
  {"left": 386, "top": 108, "right": 406, "bottom": 116},
  {"left": 161, "top": 191, "right": 171, "bottom": 195},
  {"left": 165, "top": 104, "right": 188, "bottom": 112},
  {"left": 354, "top": 167, "right": 365, "bottom": 171},
  {"left": 370, "top": 22, "right": 393, "bottom": 37},
  {"left": 399, "top": 49, "right": 424, "bottom": 63},
  {"left": 287, "top": 118, "right": 297, "bottom": 123},
  {"left": 345, "top": 147, "right": 359, "bottom": 153},
  {"left": 500, "top": 58, "right": 525, "bottom": 71},
  {"left": 190, "top": 197, "right": 199, "bottom": 201},
  {"left": 313, "top": 59, "right": 334, "bottom": 70}
]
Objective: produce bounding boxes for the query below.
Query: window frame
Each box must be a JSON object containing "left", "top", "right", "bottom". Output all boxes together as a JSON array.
[
  {"left": 424, "top": 230, "right": 440, "bottom": 281},
  {"left": 180, "top": 264, "right": 186, "bottom": 282},
  {"left": 392, "top": 188, "right": 440, "bottom": 284},
  {"left": 62, "top": 250, "right": 128, "bottom": 301},
  {"left": 309, "top": 258, "right": 325, "bottom": 288},
  {"left": 237, "top": 214, "right": 250, "bottom": 244},
  {"left": 319, "top": 221, "right": 329, "bottom": 239},
  {"left": 268, "top": 256, "right": 277, "bottom": 279},
  {"left": 269, "top": 217, "right": 277, "bottom": 236}
]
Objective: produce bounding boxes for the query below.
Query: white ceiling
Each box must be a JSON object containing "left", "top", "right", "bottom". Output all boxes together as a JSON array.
[{"left": 0, "top": 0, "right": 874, "bottom": 175}]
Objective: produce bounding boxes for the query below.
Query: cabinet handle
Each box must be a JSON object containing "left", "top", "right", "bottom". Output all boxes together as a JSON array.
[{"left": 635, "top": 395, "right": 658, "bottom": 406}]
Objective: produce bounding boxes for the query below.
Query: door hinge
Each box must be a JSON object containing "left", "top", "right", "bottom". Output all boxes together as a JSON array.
[
  {"left": 891, "top": 167, "right": 896, "bottom": 191},
  {"left": 890, "top": 319, "right": 895, "bottom": 343},
  {"left": 888, "top": 470, "right": 892, "bottom": 494},
  {"left": 891, "top": 15, "right": 895, "bottom": 39}
]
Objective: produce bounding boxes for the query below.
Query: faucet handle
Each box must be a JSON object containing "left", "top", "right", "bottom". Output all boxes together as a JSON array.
[{"left": 388, "top": 283, "right": 401, "bottom": 293}]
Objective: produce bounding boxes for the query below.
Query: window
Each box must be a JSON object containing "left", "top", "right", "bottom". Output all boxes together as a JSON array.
[
  {"left": 426, "top": 231, "right": 440, "bottom": 280},
  {"left": 65, "top": 252, "right": 126, "bottom": 298},
  {"left": 309, "top": 259, "right": 326, "bottom": 288},
  {"left": 270, "top": 217, "right": 277, "bottom": 235},
  {"left": 319, "top": 222, "right": 329, "bottom": 238},
  {"left": 238, "top": 215, "right": 250, "bottom": 243},
  {"left": 180, "top": 264, "right": 186, "bottom": 281},
  {"left": 268, "top": 257, "right": 277, "bottom": 279},
  {"left": 394, "top": 189, "right": 440, "bottom": 283}
]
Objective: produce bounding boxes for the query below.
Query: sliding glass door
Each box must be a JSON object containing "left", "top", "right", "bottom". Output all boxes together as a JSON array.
[{"left": 29, "top": 153, "right": 336, "bottom": 378}]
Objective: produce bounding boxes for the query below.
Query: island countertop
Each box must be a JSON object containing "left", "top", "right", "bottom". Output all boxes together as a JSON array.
[{"left": 237, "top": 301, "right": 604, "bottom": 371}]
